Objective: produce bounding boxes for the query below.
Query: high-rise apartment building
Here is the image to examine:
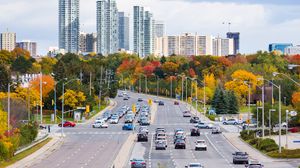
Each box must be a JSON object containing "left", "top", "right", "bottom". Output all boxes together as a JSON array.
[
  {"left": 79, "top": 32, "right": 97, "bottom": 54},
  {"left": 154, "top": 33, "right": 216, "bottom": 57},
  {"left": 0, "top": 32, "right": 16, "bottom": 51},
  {"left": 118, "top": 12, "right": 129, "bottom": 51},
  {"left": 284, "top": 45, "right": 300, "bottom": 55},
  {"left": 226, "top": 32, "right": 240, "bottom": 54},
  {"left": 212, "top": 37, "right": 234, "bottom": 56},
  {"left": 97, "top": 0, "right": 119, "bottom": 55},
  {"left": 16, "top": 41, "right": 37, "bottom": 57},
  {"left": 133, "top": 6, "right": 154, "bottom": 57},
  {"left": 59, "top": 0, "right": 80, "bottom": 54},
  {"left": 154, "top": 21, "right": 165, "bottom": 38}
]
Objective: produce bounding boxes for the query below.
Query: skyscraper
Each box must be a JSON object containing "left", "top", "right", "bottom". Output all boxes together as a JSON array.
[
  {"left": 226, "top": 32, "right": 240, "bottom": 54},
  {"left": 79, "top": 32, "right": 97, "bottom": 54},
  {"left": 269, "top": 43, "right": 293, "bottom": 54},
  {"left": 97, "top": 0, "right": 119, "bottom": 55},
  {"left": 154, "top": 21, "right": 165, "bottom": 38},
  {"left": 0, "top": 32, "right": 16, "bottom": 51},
  {"left": 118, "top": 12, "right": 129, "bottom": 50},
  {"left": 133, "top": 6, "right": 154, "bottom": 57},
  {"left": 59, "top": 0, "right": 80, "bottom": 54},
  {"left": 16, "top": 41, "right": 37, "bottom": 57}
]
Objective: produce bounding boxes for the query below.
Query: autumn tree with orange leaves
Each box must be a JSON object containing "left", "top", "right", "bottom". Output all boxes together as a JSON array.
[{"left": 30, "top": 75, "right": 55, "bottom": 98}]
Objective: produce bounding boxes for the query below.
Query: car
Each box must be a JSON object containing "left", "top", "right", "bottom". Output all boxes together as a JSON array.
[
  {"left": 109, "top": 115, "right": 119, "bottom": 124},
  {"left": 92, "top": 121, "right": 108, "bottom": 128},
  {"left": 195, "top": 122, "right": 213, "bottom": 129},
  {"left": 158, "top": 101, "right": 164, "bottom": 106},
  {"left": 190, "top": 116, "right": 200, "bottom": 123},
  {"left": 223, "top": 118, "right": 239, "bottom": 125},
  {"left": 245, "top": 160, "right": 264, "bottom": 168},
  {"left": 174, "top": 139, "right": 186, "bottom": 149},
  {"left": 191, "top": 127, "right": 200, "bottom": 136},
  {"left": 123, "top": 123, "right": 135, "bottom": 130},
  {"left": 212, "top": 126, "right": 222, "bottom": 134},
  {"left": 232, "top": 152, "right": 249, "bottom": 164},
  {"left": 195, "top": 140, "right": 207, "bottom": 151},
  {"left": 174, "top": 101, "right": 179, "bottom": 105},
  {"left": 185, "top": 163, "right": 204, "bottom": 168},
  {"left": 183, "top": 111, "right": 192, "bottom": 117},
  {"left": 125, "top": 115, "right": 134, "bottom": 123},
  {"left": 95, "top": 117, "right": 105, "bottom": 123},
  {"left": 118, "top": 94, "right": 123, "bottom": 97},
  {"left": 155, "top": 136, "right": 167, "bottom": 145},
  {"left": 137, "top": 132, "right": 148, "bottom": 142},
  {"left": 156, "top": 128, "right": 166, "bottom": 133},
  {"left": 138, "top": 98, "right": 143, "bottom": 102},
  {"left": 154, "top": 99, "right": 159, "bottom": 103},
  {"left": 123, "top": 96, "right": 129, "bottom": 100},
  {"left": 130, "top": 158, "right": 146, "bottom": 168},
  {"left": 58, "top": 121, "right": 76, "bottom": 127},
  {"left": 139, "top": 126, "right": 149, "bottom": 134},
  {"left": 155, "top": 141, "right": 167, "bottom": 150},
  {"left": 140, "top": 118, "right": 150, "bottom": 125}
]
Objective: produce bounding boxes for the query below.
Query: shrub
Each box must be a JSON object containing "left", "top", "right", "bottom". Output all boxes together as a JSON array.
[
  {"left": 0, "top": 141, "right": 9, "bottom": 161},
  {"left": 207, "top": 114, "right": 216, "bottom": 121},
  {"left": 249, "top": 138, "right": 260, "bottom": 146},
  {"left": 268, "top": 149, "right": 300, "bottom": 158},
  {"left": 257, "top": 138, "right": 278, "bottom": 152},
  {"left": 19, "top": 123, "right": 38, "bottom": 147},
  {"left": 240, "top": 130, "right": 256, "bottom": 141}
]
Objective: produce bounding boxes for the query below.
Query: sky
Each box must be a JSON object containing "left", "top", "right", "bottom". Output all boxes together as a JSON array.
[{"left": 0, "top": 0, "right": 300, "bottom": 55}]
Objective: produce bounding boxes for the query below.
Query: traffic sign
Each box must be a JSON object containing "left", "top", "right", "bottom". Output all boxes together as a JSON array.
[
  {"left": 148, "top": 99, "right": 152, "bottom": 105},
  {"left": 132, "top": 104, "right": 136, "bottom": 113},
  {"left": 290, "top": 111, "right": 297, "bottom": 117},
  {"left": 293, "top": 140, "right": 300, "bottom": 143}
]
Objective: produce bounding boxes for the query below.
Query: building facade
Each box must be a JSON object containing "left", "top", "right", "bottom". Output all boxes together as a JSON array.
[
  {"left": 79, "top": 32, "right": 87, "bottom": 53},
  {"left": 226, "top": 32, "right": 240, "bottom": 54},
  {"left": 0, "top": 32, "right": 16, "bottom": 51},
  {"left": 154, "top": 21, "right": 165, "bottom": 38},
  {"left": 133, "top": 6, "right": 154, "bottom": 57},
  {"left": 97, "top": 0, "right": 119, "bottom": 55},
  {"left": 16, "top": 41, "right": 37, "bottom": 57},
  {"left": 86, "top": 33, "right": 97, "bottom": 53},
  {"left": 118, "top": 12, "right": 129, "bottom": 50},
  {"left": 269, "top": 43, "right": 293, "bottom": 54},
  {"left": 59, "top": 0, "right": 80, "bottom": 54},
  {"left": 154, "top": 33, "right": 227, "bottom": 57},
  {"left": 285, "top": 45, "right": 300, "bottom": 55}
]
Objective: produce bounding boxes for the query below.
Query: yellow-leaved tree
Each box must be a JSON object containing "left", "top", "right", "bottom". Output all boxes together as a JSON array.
[
  {"left": 59, "top": 89, "right": 86, "bottom": 109},
  {"left": 225, "top": 70, "right": 260, "bottom": 105},
  {"left": 0, "top": 109, "right": 7, "bottom": 135}
]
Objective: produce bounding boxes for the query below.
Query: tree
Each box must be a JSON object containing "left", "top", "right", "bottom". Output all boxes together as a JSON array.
[
  {"left": 11, "top": 47, "right": 30, "bottom": 59},
  {"left": 227, "top": 91, "right": 239, "bottom": 114},
  {"left": 40, "top": 57, "right": 57, "bottom": 74},
  {"left": 14, "top": 86, "right": 39, "bottom": 108},
  {"left": 30, "top": 75, "right": 55, "bottom": 98},
  {"left": 162, "top": 61, "right": 179, "bottom": 75},
  {"left": 59, "top": 89, "right": 86, "bottom": 109},
  {"left": 160, "top": 55, "right": 166, "bottom": 64},
  {"left": 292, "top": 92, "right": 300, "bottom": 111},
  {"left": 0, "top": 50, "right": 14, "bottom": 65},
  {"left": 0, "top": 64, "right": 11, "bottom": 92},
  {"left": 11, "top": 56, "right": 33, "bottom": 74}
]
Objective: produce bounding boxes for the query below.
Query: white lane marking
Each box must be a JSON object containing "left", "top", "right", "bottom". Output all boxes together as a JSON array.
[
  {"left": 149, "top": 133, "right": 154, "bottom": 168},
  {"left": 204, "top": 133, "right": 235, "bottom": 168}
]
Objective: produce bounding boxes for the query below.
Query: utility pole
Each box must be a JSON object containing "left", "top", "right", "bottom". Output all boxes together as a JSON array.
[
  {"left": 139, "top": 75, "right": 141, "bottom": 93},
  {"left": 40, "top": 72, "right": 43, "bottom": 124},
  {"left": 185, "top": 77, "right": 188, "bottom": 102},
  {"left": 7, "top": 84, "right": 11, "bottom": 132},
  {"left": 89, "top": 72, "right": 92, "bottom": 96},
  {"left": 262, "top": 85, "right": 265, "bottom": 138},
  {"left": 98, "top": 66, "right": 103, "bottom": 110}
]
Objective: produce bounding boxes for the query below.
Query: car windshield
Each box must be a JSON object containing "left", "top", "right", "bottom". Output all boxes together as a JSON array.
[
  {"left": 236, "top": 152, "right": 247, "bottom": 155},
  {"left": 189, "top": 163, "right": 202, "bottom": 167}
]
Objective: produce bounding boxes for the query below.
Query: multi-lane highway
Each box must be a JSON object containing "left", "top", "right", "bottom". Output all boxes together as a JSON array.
[{"left": 28, "top": 91, "right": 297, "bottom": 168}]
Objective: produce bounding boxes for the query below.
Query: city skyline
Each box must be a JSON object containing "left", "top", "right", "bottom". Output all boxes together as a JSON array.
[{"left": 1, "top": 0, "right": 300, "bottom": 55}]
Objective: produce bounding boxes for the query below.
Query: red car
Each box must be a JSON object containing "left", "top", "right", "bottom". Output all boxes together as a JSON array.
[
  {"left": 58, "top": 121, "right": 76, "bottom": 127},
  {"left": 174, "top": 101, "right": 179, "bottom": 105}
]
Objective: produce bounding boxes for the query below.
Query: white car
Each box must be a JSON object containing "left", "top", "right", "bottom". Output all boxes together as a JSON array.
[
  {"left": 195, "top": 122, "right": 213, "bottom": 129},
  {"left": 195, "top": 140, "right": 207, "bottom": 151},
  {"left": 110, "top": 115, "right": 119, "bottom": 124},
  {"left": 185, "top": 163, "right": 204, "bottom": 168},
  {"left": 223, "top": 118, "right": 239, "bottom": 125},
  {"left": 92, "top": 121, "right": 108, "bottom": 128}
]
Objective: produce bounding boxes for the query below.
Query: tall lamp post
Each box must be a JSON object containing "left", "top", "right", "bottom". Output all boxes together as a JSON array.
[
  {"left": 7, "top": 83, "right": 15, "bottom": 132},
  {"left": 178, "top": 74, "right": 185, "bottom": 101},
  {"left": 261, "top": 78, "right": 282, "bottom": 153},
  {"left": 61, "top": 78, "right": 79, "bottom": 137}
]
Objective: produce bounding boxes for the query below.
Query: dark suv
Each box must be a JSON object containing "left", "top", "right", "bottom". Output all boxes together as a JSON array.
[
  {"left": 190, "top": 117, "right": 200, "bottom": 123},
  {"left": 190, "top": 127, "right": 200, "bottom": 136},
  {"left": 137, "top": 132, "right": 148, "bottom": 142},
  {"left": 174, "top": 139, "right": 186, "bottom": 149}
]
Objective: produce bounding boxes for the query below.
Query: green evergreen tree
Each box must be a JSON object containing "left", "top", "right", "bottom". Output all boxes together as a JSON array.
[
  {"left": 160, "top": 55, "right": 166, "bottom": 64},
  {"left": 227, "top": 91, "right": 239, "bottom": 114},
  {"left": 211, "top": 86, "right": 221, "bottom": 110}
]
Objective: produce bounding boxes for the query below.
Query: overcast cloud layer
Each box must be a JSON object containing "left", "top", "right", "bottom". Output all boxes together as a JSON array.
[{"left": 0, "top": 0, "right": 299, "bottom": 55}]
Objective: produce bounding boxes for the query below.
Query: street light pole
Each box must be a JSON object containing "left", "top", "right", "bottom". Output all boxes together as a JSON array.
[
  {"left": 262, "top": 85, "right": 265, "bottom": 138},
  {"left": 278, "top": 85, "right": 282, "bottom": 153},
  {"left": 286, "top": 110, "right": 289, "bottom": 149},
  {"left": 7, "top": 84, "right": 12, "bottom": 132},
  {"left": 185, "top": 77, "right": 188, "bottom": 102},
  {"left": 40, "top": 72, "right": 43, "bottom": 124}
]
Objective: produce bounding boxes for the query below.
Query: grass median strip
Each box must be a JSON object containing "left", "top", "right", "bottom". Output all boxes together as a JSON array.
[{"left": 0, "top": 138, "right": 52, "bottom": 168}]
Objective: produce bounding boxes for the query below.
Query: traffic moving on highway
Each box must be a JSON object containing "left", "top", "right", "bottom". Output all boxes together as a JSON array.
[{"left": 29, "top": 91, "right": 296, "bottom": 168}]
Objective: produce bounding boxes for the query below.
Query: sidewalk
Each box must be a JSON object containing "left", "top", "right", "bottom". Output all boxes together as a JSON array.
[
  {"left": 267, "top": 133, "right": 300, "bottom": 150},
  {"left": 8, "top": 136, "right": 64, "bottom": 168}
]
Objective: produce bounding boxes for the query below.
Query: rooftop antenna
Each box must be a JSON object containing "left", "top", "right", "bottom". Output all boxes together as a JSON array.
[{"left": 222, "top": 22, "right": 232, "bottom": 32}]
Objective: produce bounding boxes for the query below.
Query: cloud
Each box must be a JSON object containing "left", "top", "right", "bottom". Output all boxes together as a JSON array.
[{"left": 0, "top": 0, "right": 299, "bottom": 55}]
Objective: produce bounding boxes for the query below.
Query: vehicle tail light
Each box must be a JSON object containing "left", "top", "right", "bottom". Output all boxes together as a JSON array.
[
  {"left": 142, "top": 162, "right": 146, "bottom": 165},
  {"left": 131, "top": 162, "right": 136, "bottom": 165}
]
